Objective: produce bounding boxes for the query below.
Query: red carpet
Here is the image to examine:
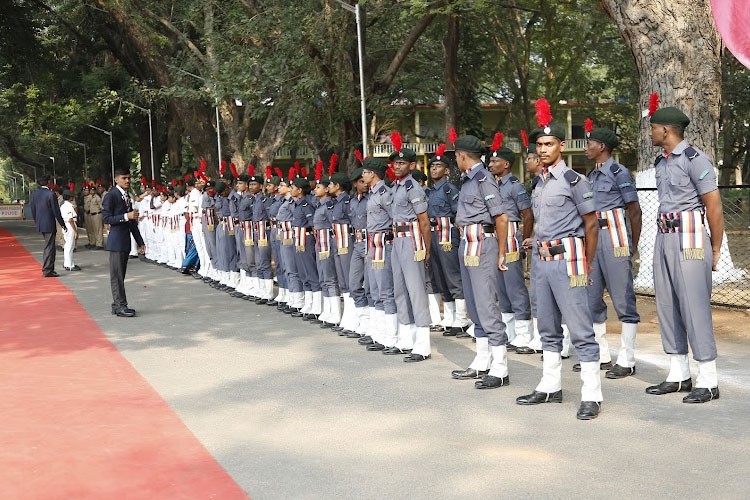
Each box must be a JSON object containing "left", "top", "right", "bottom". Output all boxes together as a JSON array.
[{"left": 0, "top": 227, "right": 248, "bottom": 499}]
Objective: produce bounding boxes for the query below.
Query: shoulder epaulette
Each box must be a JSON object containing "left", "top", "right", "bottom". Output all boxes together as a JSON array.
[
  {"left": 405, "top": 179, "right": 414, "bottom": 191},
  {"left": 531, "top": 176, "right": 540, "bottom": 190},
  {"left": 654, "top": 154, "right": 664, "bottom": 166},
  {"left": 475, "top": 170, "right": 487, "bottom": 182},
  {"left": 379, "top": 186, "right": 386, "bottom": 194},
  {"left": 344, "top": 199, "right": 350, "bottom": 204},
  {"left": 685, "top": 146, "right": 699, "bottom": 160},
  {"left": 563, "top": 170, "right": 580, "bottom": 185},
  {"left": 301, "top": 202, "right": 309, "bottom": 207},
  {"left": 444, "top": 186, "right": 452, "bottom": 195},
  {"left": 610, "top": 163, "right": 622, "bottom": 175},
  {"left": 509, "top": 175, "right": 520, "bottom": 183},
  {"left": 326, "top": 200, "right": 334, "bottom": 209}
]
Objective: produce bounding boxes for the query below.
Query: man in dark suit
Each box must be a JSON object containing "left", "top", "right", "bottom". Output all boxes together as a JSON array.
[
  {"left": 29, "top": 175, "right": 67, "bottom": 277},
  {"left": 103, "top": 168, "right": 145, "bottom": 317}
]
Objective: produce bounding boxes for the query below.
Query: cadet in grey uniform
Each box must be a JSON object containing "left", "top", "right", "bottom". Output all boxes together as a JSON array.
[
  {"left": 291, "top": 177, "right": 322, "bottom": 319},
  {"left": 515, "top": 119, "right": 603, "bottom": 420},
  {"left": 201, "top": 181, "right": 218, "bottom": 284},
  {"left": 360, "top": 158, "right": 398, "bottom": 352},
  {"left": 312, "top": 176, "right": 340, "bottom": 327},
  {"left": 251, "top": 175, "right": 274, "bottom": 303},
  {"left": 487, "top": 143, "right": 535, "bottom": 354},
  {"left": 278, "top": 179, "right": 304, "bottom": 313},
  {"left": 388, "top": 146, "right": 433, "bottom": 362},
  {"left": 425, "top": 150, "right": 471, "bottom": 336},
  {"left": 267, "top": 176, "right": 286, "bottom": 306},
  {"left": 347, "top": 168, "right": 373, "bottom": 339},
  {"left": 328, "top": 172, "right": 356, "bottom": 334},
  {"left": 229, "top": 174, "right": 250, "bottom": 299},
  {"left": 584, "top": 126, "right": 642, "bottom": 378},
  {"left": 646, "top": 106, "right": 724, "bottom": 403},
  {"left": 448, "top": 135, "right": 511, "bottom": 387}
]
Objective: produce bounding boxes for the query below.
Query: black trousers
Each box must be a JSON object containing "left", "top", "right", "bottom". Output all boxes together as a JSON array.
[
  {"left": 109, "top": 250, "right": 129, "bottom": 309},
  {"left": 41, "top": 231, "right": 57, "bottom": 275}
]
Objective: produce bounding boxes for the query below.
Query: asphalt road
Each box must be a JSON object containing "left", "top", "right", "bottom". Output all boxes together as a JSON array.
[{"left": 6, "top": 220, "right": 750, "bottom": 500}]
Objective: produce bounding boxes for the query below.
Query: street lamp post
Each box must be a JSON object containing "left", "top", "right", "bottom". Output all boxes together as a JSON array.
[
  {"left": 12, "top": 172, "right": 26, "bottom": 198},
  {"left": 121, "top": 100, "right": 156, "bottom": 180},
  {"left": 86, "top": 124, "right": 115, "bottom": 183},
  {"left": 63, "top": 137, "right": 87, "bottom": 178},
  {"left": 37, "top": 153, "right": 56, "bottom": 178},
  {"left": 333, "top": 0, "right": 368, "bottom": 157}
]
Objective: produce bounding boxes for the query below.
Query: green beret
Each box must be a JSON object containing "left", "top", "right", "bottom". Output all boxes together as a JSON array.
[
  {"left": 214, "top": 181, "right": 227, "bottom": 193},
  {"left": 363, "top": 157, "right": 387, "bottom": 179},
  {"left": 428, "top": 152, "right": 453, "bottom": 167},
  {"left": 350, "top": 167, "right": 364, "bottom": 182},
  {"left": 526, "top": 129, "right": 540, "bottom": 154},
  {"left": 62, "top": 189, "right": 75, "bottom": 197},
  {"left": 490, "top": 146, "right": 515, "bottom": 164},
  {"left": 247, "top": 175, "right": 262, "bottom": 184},
  {"left": 268, "top": 176, "right": 281, "bottom": 186},
  {"left": 454, "top": 135, "right": 484, "bottom": 154},
  {"left": 330, "top": 172, "right": 350, "bottom": 186},
  {"left": 237, "top": 173, "right": 251, "bottom": 183},
  {"left": 389, "top": 147, "right": 417, "bottom": 162},
  {"left": 532, "top": 124, "right": 566, "bottom": 141},
  {"left": 175, "top": 186, "right": 186, "bottom": 196},
  {"left": 318, "top": 175, "right": 331, "bottom": 186},
  {"left": 650, "top": 107, "right": 690, "bottom": 128},
  {"left": 587, "top": 127, "right": 619, "bottom": 150},
  {"left": 205, "top": 180, "right": 216, "bottom": 189},
  {"left": 410, "top": 169, "right": 428, "bottom": 182},
  {"left": 291, "top": 177, "right": 309, "bottom": 189}
]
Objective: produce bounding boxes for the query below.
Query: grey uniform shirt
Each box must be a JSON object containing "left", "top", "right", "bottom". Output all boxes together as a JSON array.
[
  {"left": 654, "top": 140, "right": 717, "bottom": 213},
  {"left": 366, "top": 180, "right": 393, "bottom": 232},
  {"left": 252, "top": 193, "right": 268, "bottom": 222},
  {"left": 391, "top": 174, "right": 428, "bottom": 223},
  {"left": 276, "top": 196, "right": 294, "bottom": 222},
  {"left": 426, "top": 177, "right": 459, "bottom": 218},
  {"left": 313, "top": 196, "right": 333, "bottom": 229},
  {"left": 498, "top": 173, "right": 531, "bottom": 222},
  {"left": 587, "top": 157, "right": 638, "bottom": 212},
  {"left": 238, "top": 193, "right": 253, "bottom": 221},
  {"left": 331, "top": 193, "right": 351, "bottom": 224},
  {"left": 228, "top": 190, "right": 241, "bottom": 220},
  {"left": 533, "top": 160, "right": 595, "bottom": 241},
  {"left": 349, "top": 193, "right": 368, "bottom": 230},
  {"left": 456, "top": 163, "right": 506, "bottom": 227}
]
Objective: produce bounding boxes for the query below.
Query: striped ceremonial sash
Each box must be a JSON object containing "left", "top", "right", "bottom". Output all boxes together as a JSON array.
[
  {"left": 317, "top": 228, "right": 331, "bottom": 260},
  {"left": 243, "top": 221, "right": 254, "bottom": 246},
  {"left": 394, "top": 220, "right": 426, "bottom": 262},
  {"left": 281, "top": 221, "right": 293, "bottom": 245},
  {"left": 435, "top": 217, "right": 453, "bottom": 252},
  {"left": 227, "top": 216, "right": 235, "bottom": 236},
  {"left": 506, "top": 221, "right": 520, "bottom": 263},
  {"left": 333, "top": 223, "right": 350, "bottom": 255},
  {"left": 255, "top": 221, "right": 268, "bottom": 247},
  {"left": 680, "top": 211, "right": 705, "bottom": 260},
  {"left": 294, "top": 226, "right": 306, "bottom": 252},
  {"left": 462, "top": 224, "right": 485, "bottom": 267},
  {"left": 205, "top": 209, "right": 215, "bottom": 232},
  {"left": 597, "top": 208, "right": 630, "bottom": 257},
  {"left": 538, "top": 237, "right": 588, "bottom": 287},
  {"left": 368, "top": 232, "right": 387, "bottom": 269}
]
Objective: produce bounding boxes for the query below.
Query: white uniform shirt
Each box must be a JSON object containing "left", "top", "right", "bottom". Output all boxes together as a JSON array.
[{"left": 61, "top": 200, "right": 77, "bottom": 231}]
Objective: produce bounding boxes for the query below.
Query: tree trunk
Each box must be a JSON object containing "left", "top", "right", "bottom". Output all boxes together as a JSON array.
[
  {"left": 250, "top": 105, "right": 291, "bottom": 168},
  {"left": 600, "top": 0, "right": 722, "bottom": 171},
  {"left": 443, "top": 14, "right": 460, "bottom": 136}
]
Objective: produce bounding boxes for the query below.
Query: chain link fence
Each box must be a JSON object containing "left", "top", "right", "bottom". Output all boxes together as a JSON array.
[{"left": 633, "top": 186, "right": 749, "bottom": 308}]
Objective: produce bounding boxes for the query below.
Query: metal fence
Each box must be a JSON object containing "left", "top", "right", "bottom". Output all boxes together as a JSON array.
[{"left": 633, "top": 186, "right": 749, "bottom": 308}]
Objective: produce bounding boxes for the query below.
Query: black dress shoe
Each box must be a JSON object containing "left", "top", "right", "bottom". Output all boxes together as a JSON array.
[
  {"left": 572, "top": 361, "right": 613, "bottom": 372},
  {"left": 443, "top": 328, "right": 458, "bottom": 337},
  {"left": 113, "top": 308, "right": 136, "bottom": 318},
  {"left": 291, "top": 310, "right": 304, "bottom": 318},
  {"left": 320, "top": 322, "right": 334, "bottom": 329},
  {"left": 229, "top": 291, "right": 245, "bottom": 298},
  {"left": 266, "top": 300, "right": 278, "bottom": 306},
  {"left": 302, "top": 313, "right": 317, "bottom": 321},
  {"left": 383, "top": 346, "right": 411, "bottom": 355},
  {"left": 455, "top": 330, "right": 471, "bottom": 338},
  {"left": 605, "top": 365, "right": 636, "bottom": 379},
  {"left": 332, "top": 326, "right": 344, "bottom": 332},
  {"left": 506, "top": 343, "right": 518, "bottom": 352},
  {"left": 346, "top": 331, "right": 364, "bottom": 339},
  {"left": 475, "top": 375, "right": 510, "bottom": 389},
  {"left": 404, "top": 353, "right": 430, "bottom": 362},
  {"left": 367, "top": 342, "right": 386, "bottom": 351},
  {"left": 576, "top": 401, "right": 601, "bottom": 420},
  {"left": 43, "top": 271, "right": 60, "bottom": 278},
  {"left": 429, "top": 325, "right": 444, "bottom": 333},
  {"left": 64, "top": 266, "right": 82, "bottom": 271},
  {"left": 255, "top": 298, "right": 268, "bottom": 305},
  {"left": 338, "top": 329, "right": 351, "bottom": 337},
  {"left": 645, "top": 379, "right": 692, "bottom": 395},
  {"left": 515, "top": 346, "right": 542, "bottom": 355},
  {"left": 682, "top": 387, "right": 720, "bottom": 403},
  {"left": 357, "top": 335, "right": 373, "bottom": 345},
  {"left": 451, "top": 368, "right": 488, "bottom": 380},
  {"left": 516, "top": 390, "right": 563, "bottom": 405}
]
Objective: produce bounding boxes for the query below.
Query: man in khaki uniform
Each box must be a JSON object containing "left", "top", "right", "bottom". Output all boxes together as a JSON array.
[
  {"left": 89, "top": 186, "right": 105, "bottom": 249},
  {"left": 83, "top": 186, "right": 94, "bottom": 248}
]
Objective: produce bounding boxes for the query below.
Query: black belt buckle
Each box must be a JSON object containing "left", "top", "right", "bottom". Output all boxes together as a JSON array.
[
  {"left": 598, "top": 218, "right": 609, "bottom": 228},
  {"left": 539, "top": 243, "right": 565, "bottom": 258},
  {"left": 482, "top": 223, "right": 495, "bottom": 233}
]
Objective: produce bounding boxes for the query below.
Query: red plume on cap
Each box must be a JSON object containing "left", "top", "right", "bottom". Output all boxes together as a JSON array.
[
  {"left": 172, "top": 179, "right": 178, "bottom": 187},
  {"left": 385, "top": 165, "right": 396, "bottom": 182},
  {"left": 184, "top": 173, "right": 191, "bottom": 182},
  {"left": 353, "top": 149, "right": 363, "bottom": 164},
  {"left": 648, "top": 93, "right": 659, "bottom": 116},
  {"left": 266, "top": 165, "right": 272, "bottom": 179},
  {"left": 193, "top": 170, "right": 198, "bottom": 179},
  {"left": 151, "top": 179, "right": 156, "bottom": 187},
  {"left": 96, "top": 179, "right": 101, "bottom": 187},
  {"left": 274, "top": 167, "right": 283, "bottom": 178},
  {"left": 491, "top": 132, "right": 504, "bottom": 152},
  {"left": 328, "top": 153, "right": 338, "bottom": 175},
  {"left": 198, "top": 159, "right": 207, "bottom": 174},
  {"left": 448, "top": 127, "right": 458, "bottom": 144},
  {"left": 584, "top": 118, "right": 594, "bottom": 135},
  {"left": 68, "top": 182, "right": 75, "bottom": 191},
  {"left": 390, "top": 131, "right": 402, "bottom": 152},
  {"left": 200, "top": 172, "right": 208, "bottom": 182},
  {"left": 230, "top": 162, "right": 239, "bottom": 178},
  {"left": 520, "top": 129, "right": 529, "bottom": 149},
  {"left": 247, "top": 164, "right": 256, "bottom": 176},
  {"left": 435, "top": 143, "right": 447, "bottom": 157},
  {"left": 287, "top": 166, "right": 295, "bottom": 181},
  {"left": 219, "top": 160, "right": 227, "bottom": 176},
  {"left": 140, "top": 176, "right": 147, "bottom": 186},
  {"left": 535, "top": 98, "right": 553, "bottom": 127},
  {"left": 314, "top": 160, "right": 324, "bottom": 181},
  {"left": 300, "top": 166, "right": 308, "bottom": 178}
]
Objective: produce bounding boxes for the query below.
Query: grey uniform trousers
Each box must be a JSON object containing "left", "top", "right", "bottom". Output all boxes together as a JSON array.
[
  {"left": 281, "top": 242, "right": 302, "bottom": 293},
  {"left": 234, "top": 225, "right": 248, "bottom": 270},
  {"left": 367, "top": 242, "right": 396, "bottom": 314},
  {"left": 243, "top": 225, "right": 257, "bottom": 277},
  {"left": 254, "top": 226, "right": 273, "bottom": 279},
  {"left": 272, "top": 231, "right": 286, "bottom": 289},
  {"left": 496, "top": 256, "right": 532, "bottom": 319},
  {"left": 333, "top": 237, "right": 353, "bottom": 294},
  {"left": 535, "top": 258, "right": 599, "bottom": 362},
  {"left": 587, "top": 229, "right": 639, "bottom": 324},
  {"left": 653, "top": 231, "right": 716, "bottom": 361},
  {"left": 317, "top": 250, "right": 339, "bottom": 297},
  {"left": 296, "top": 234, "right": 321, "bottom": 292},
  {"left": 349, "top": 240, "right": 372, "bottom": 308},
  {"left": 391, "top": 236, "right": 431, "bottom": 327},
  {"left": 429, "top": 228, "right": 463, "bottom": 302},
  {"left": 202, "top": 220, "right": 217, "bottom": 267},
  {"left": 459, "top": 237, "right": 507, "bottom": 347},
  {"left": 529, "top": 245, "right": 538, "bottom": 316}
]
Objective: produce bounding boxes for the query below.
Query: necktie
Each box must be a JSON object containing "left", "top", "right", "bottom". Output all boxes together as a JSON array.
[{"left": 542, "top": 167, "right": 549, "bottom": 182}]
